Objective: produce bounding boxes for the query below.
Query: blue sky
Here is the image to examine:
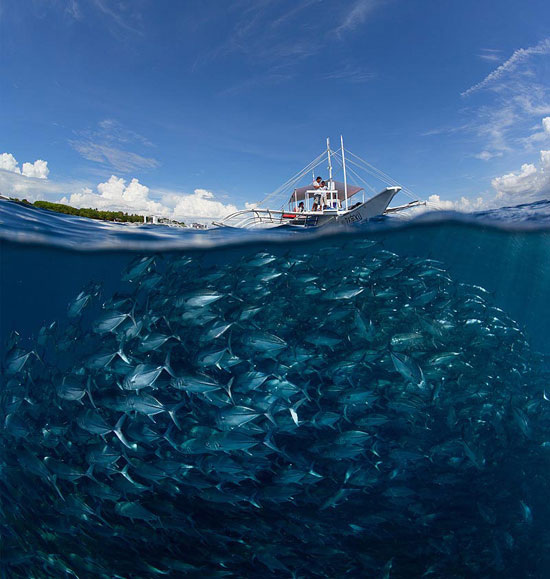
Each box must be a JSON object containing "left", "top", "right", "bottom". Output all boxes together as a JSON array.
[{"left": 1, "top": 0, "right": 550, "bottom": 219}]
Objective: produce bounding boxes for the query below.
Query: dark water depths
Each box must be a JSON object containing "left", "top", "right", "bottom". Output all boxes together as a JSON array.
[{"left": 2, "top": 199, "right": 550, "bottom": 577}]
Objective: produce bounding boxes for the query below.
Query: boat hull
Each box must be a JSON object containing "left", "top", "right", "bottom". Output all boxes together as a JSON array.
[
  {"left": 213, "top": 187, "right": 401, "bottom": 229},
  {"left": 336, "top": 187, "right": 401, "bottom": 225}
]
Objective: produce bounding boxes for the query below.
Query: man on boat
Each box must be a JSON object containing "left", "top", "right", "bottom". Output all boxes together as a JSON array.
[
  {"left": 318, "top": 180, "right": 329, "bottom": 210},
  {"left": 312, "top": 177, "right": 324, "bottom": 211}
]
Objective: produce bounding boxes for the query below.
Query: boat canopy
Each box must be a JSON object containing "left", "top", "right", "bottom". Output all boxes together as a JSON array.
[{"left": 289, "top": 180, "right": 363, "bottom": 204}]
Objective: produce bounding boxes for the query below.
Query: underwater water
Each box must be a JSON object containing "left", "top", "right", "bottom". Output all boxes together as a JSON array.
[{"left": 2, "top": 198, "right": 550, "bottom": 578}]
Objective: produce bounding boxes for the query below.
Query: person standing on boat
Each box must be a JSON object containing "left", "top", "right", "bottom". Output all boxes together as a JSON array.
[
  {"left": 318, "top": 180, "right": 328, "bottom": 210},
  {"left": 312, "top": 176, "right": 323, "bottom": 211}
]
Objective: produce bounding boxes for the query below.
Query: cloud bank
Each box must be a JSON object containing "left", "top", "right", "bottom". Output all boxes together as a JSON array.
[
  {"left": 0, "top": 151, "right": 237, "bottom": 223},
  {"left": 0, "top": 152, "right": 50, "bottom": 179},
  {"left": 492, "top": 150, "right": 550, "bottom": 203},
  {"left": 61, "top": 175, "right": 238, "bottom": 222},
  {"left": 426, "top": 194, "right": 485, "bottom": 212}
]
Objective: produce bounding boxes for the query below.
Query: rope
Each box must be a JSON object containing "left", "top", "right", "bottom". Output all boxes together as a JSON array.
[
  {"left": 330, "top": 152, "right": 377, "bottom": 194},
  {"left": 252, "top": 144, "right": 426, "bottom": 211},
  {"left": 346, "top": 150, "right": 420, "bottom": 201},
  {"left": 256, "top": 152, "right": 327, "bottom": 208}
]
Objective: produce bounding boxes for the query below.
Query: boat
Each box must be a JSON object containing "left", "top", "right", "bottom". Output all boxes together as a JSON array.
[{"left": 213, "top": 137, "right": 424, "bottom": 229}]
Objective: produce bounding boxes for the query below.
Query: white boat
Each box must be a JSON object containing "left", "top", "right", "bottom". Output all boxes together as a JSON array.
[{"left": 213, "top": 137, "right": 424, "bottom": 230}]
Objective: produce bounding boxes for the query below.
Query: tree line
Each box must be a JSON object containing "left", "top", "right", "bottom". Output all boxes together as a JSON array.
[{"left": 32, "top": 200, "right": 152, "bottom": 223}]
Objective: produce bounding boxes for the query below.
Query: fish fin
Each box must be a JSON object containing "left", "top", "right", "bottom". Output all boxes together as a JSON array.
[
  {"left": 227, "top": 331, "right": 234, "bottom": 357},
  {"left": 167, "top": 401, "right": 185, "bottom": 430},
  {"left": 263, "top": 431, "right": 283, "bottom": 454},
  {"left": 49, "top": 474, "right": 65, "bottom": 502},
  {"left": 264, "top": 401, "right": 278, "bottom": 426},
  {"left": 117, "top": 345, "right": 129, "bottom": 365},
  {"left": 223, "top": 377, "right": 234, "bottom": 401},
  {"left": 163, "top": 349, "right": 176, "bottom": 378},
  {"left": 86, "top": 377, "right": 97, "bottom": 409},
  {"left": 163, "top": 424, "right": 179, "bottom": 451},
  {"left": 120, "top": 464, "right": 133, "bottom": 482},
  {"left": 247, "top": 493, "right": 262, "bottom": 509},
  {"left": 129, "top": 302, "right": 136, "bottom": 326},
  {"left": 85, "top": 464, "right": 98, "bottom": 482},
  {"left": 113, "top": 414, "right": 133, "bottom": 449}
]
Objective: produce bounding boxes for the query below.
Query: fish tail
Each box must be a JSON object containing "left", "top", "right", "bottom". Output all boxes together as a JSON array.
[
  {"left": 86, "top": 377, "right": 97, "bottom": 409},
  {"left": 49, "top": 475, "right": 65, "bottom": 502},
  {"left": 168, "top": 401, "right": 186, "bottom": 430},
  {"left": 113, "top": 414, "right": 133, "bottom": 449},
  {"left": 164, "top": 349, "right": 176, "bottom": 378}
]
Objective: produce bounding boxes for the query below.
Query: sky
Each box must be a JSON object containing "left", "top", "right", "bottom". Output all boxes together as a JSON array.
[{"left": 1, "top": 0, "right": 550, "bottom": 220}]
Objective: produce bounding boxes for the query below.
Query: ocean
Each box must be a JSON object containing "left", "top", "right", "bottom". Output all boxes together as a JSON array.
[{"left": 2, "top": 197, "right": 550, "bottom": 577}]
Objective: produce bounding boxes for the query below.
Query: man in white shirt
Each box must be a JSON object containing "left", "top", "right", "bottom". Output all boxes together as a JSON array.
[
  {"left": 319, "top": 180, "right": 328, "bottom": 210},
  {"left": 311, "top": 177, "right": 323, "bottom": 210}
]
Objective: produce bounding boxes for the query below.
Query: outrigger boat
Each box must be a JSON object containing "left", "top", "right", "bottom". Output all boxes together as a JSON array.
[{"left": 213, "top": 137, "right": 424, "bottom": 229}]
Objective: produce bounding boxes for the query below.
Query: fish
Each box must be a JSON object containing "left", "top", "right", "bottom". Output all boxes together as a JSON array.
[
  {"left": 121, "top": 256, "right": 155, "bottom": 282},
  {"left": 1, "top": 242, "right": 545, "bottom": 579},
  {"left": 390, "top": 352, "right": 425, "bottom": 387},
  {"left": 55, "top": 375, "right": 88, "bottom": 402}
]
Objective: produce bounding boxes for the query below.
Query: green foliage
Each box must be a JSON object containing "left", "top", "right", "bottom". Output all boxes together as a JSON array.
[{"left": 33, "top": 201, "right": 146, "bottom": 223}]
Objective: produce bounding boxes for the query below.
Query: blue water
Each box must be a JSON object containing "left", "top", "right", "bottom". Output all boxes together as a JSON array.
[{"left": 2, "top": 198, "right": 550, "bottom": 577}]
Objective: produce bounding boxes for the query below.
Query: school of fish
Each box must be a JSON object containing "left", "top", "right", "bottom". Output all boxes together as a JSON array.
[{"left": 2, "top": 239, "right": 549, "bottom": 578}]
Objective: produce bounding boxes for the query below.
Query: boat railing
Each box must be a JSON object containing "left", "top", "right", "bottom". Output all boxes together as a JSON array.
[{"left": 212, "top": 208, "right": 285, "bottom": 229}]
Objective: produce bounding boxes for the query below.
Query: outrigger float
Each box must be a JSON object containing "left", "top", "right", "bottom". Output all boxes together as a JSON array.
[{"left": 213, "top": 137, "right": 425, "bottom": 229}]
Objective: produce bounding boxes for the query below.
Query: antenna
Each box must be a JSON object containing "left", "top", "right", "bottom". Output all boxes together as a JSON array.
[
  {"left": 341, "top": 135, "right": 348, "bottom": 210},
  {"left": 326, "top": 137, "right": 333, "bottom": 183}
]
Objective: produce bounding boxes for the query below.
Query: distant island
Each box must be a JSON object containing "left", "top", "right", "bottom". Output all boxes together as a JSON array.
[{"left": 7, "top": 198, "right": 189, "bottom": 226}]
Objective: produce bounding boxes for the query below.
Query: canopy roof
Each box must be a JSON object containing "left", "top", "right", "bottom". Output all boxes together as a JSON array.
[{"left": 289, "top": 180, "right": 363, "bottom": 204}]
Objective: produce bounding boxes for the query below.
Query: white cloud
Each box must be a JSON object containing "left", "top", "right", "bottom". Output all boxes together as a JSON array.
[
  {"left": 22, "top": 159, "right": 50, "bottom": 179},
  {"left": 335, "top": 0, "right": 381, "bottom": 37},
  {"left": 0, "top": 171, "right": 80, "bottom": 202},
  {"left": 462, "top": 38, "right": 550, "bottom": 97},
  {"left": 478, "top": 48, "right": 502, "bottom": 63},
  {"left": 491, "top": 150, "right": 550, "bottom": 202},
  {"left": 70, "top": 141, "right": 159, "bottom": 173},
  {"left": 426, "top": 194, "right": 486, "bottom": 212},
  {"left": 60, "top": 175, "right": 238, "bottom": 222},
  {"left": 160, "top": 188, "right": 238, "bottom": 220},
  {"left": 0, "top": 153, "right": 20, "bottom": 174},
  {"left": 0, "top": 152, "right": 49, "bottom": 179},
  {"left": 62, "top": 175, "right": 168, "bottom": 216},
  {"left": 0, "top": 149, "right": 237, "bottom": 222},
  {"left": 475, "top": 150, "right": 503, "bottom": 161},
  {"left": 90, "top": 0, "right": 142, "bottom": 34},
  {"left": 323, "top": 64, "right": 375, "bottom": 83},
  {"left": 70, "top": 119, "right": 158, "bottom": 173},
  {"left": 519, "top": 116, "right": 550, "bottom": 150}
]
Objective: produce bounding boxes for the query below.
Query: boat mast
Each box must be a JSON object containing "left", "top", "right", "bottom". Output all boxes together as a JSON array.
[
  {"left": 326, "top": 137, "right": 333, "bottom": 184},
  {"left": 341, "top": 135, "right": 348, "bottom": 210}
]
